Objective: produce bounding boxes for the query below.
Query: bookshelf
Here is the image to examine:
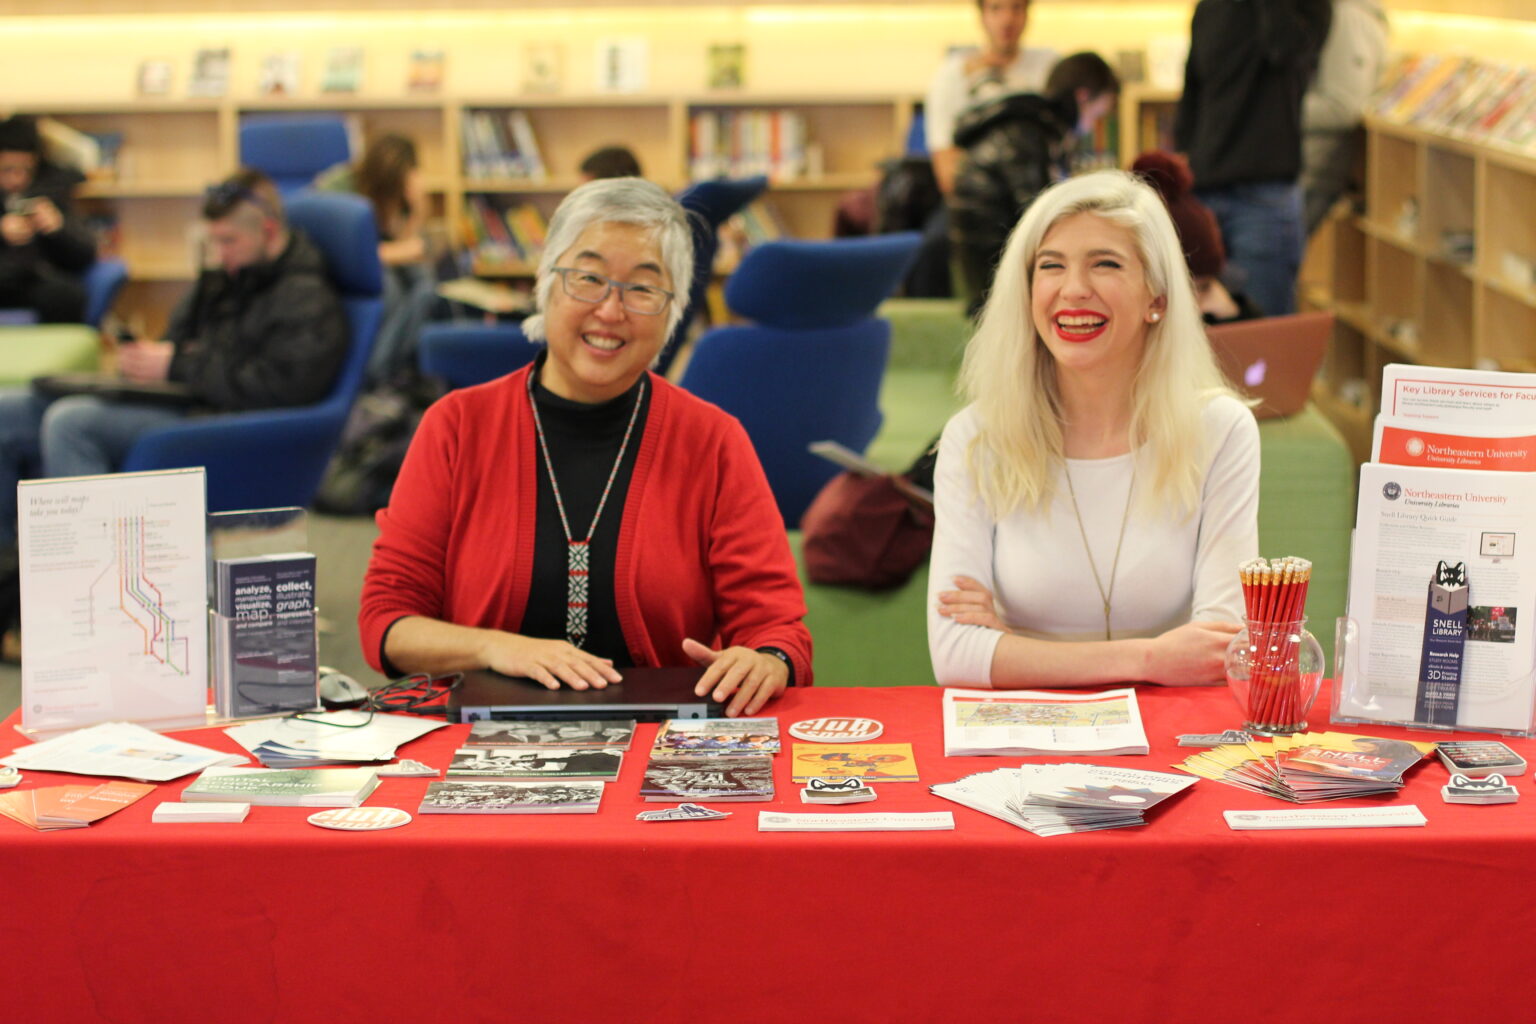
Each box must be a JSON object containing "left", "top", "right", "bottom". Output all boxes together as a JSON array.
[
  {"left": 1303, "top": 115, "right": 1536, "bottom": 461},
  {"left": 12, "top": 92, "right": 912, "bottom": 330},
  {"left": 1115, "top": 84, "right": 1180, "bottom": 167}
]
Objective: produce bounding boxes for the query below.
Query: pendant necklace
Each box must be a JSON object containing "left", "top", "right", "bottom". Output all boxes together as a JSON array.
[
  {"left": 1063, "top": 460, "right": 1135, "bottom": 641},
  {"left": 527, "top": 373, "right": 647, "bottom": 648}
]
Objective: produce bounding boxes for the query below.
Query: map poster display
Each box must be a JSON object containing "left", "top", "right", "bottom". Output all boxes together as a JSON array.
[{"left": 20, "top": 468, "right": 208, "bottom": 735}]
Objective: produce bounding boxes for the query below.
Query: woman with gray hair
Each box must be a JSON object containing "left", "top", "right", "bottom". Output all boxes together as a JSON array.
[
  {"left": 928, "top": 169, "right": 1259, "bottom": 689},
  {"left": 361, "top": 177, "right": 811, "bottom": 715}
]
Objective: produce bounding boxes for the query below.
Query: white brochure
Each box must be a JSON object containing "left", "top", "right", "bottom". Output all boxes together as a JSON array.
[
  {"left": 1379, "top": 363, "right": 1536, "bottom": 430},
  {"left": 1339, "top": 462, "right": 1536, "bottom": 732},
  {"left": 20, "top": 469, "right": 208, "bottom": 736},
  {"left": 1223, "top": 806, "right": 1427, "bottom": 830},
  {"left": 757, "top": 811, "right": 955, "bottom": 832}
]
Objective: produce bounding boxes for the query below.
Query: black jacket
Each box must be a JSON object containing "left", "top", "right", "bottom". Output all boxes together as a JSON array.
[
  {"left": 0, "top": 159, "right": 96, "bottom": 286},
  {"left": 1175, "top": 0, "right": 1334, "bottom": 190},
  {"left": 166, "top": 229, "right": 348, "bottom": 412},
  {"left": 948, "top": 91, "right": 1077, "bottom": 257}
]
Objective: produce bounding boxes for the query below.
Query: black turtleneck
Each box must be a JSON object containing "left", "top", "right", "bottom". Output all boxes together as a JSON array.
[{"left": 522, "top": 360, "right": 651, "bottom": 665}]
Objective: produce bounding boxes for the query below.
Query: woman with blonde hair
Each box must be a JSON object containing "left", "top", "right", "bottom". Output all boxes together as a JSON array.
[{"left": 928, "top": 168, "right": 1258, "bottom": 688}]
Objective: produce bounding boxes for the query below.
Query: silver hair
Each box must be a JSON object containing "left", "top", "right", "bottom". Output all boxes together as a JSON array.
[{"left": 521, "top": 176, "right": 694, "bottom": 345}]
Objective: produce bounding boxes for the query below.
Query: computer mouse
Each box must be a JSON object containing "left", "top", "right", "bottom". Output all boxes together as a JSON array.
[{"left": 317, "top": 668, "right": 369, "bottom": 710}]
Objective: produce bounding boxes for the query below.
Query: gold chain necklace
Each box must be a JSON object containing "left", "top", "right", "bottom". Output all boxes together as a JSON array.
[{"left": 1062, "top": 461, "right": 1135, "bottom": 641}]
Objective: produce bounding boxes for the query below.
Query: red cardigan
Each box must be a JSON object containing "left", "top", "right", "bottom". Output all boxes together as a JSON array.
[{"left": 359, "top": 365, "right": 813, "bottom": 684}]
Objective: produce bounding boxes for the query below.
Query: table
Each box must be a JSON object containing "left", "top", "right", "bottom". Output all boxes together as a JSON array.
[{"left": 5, "top": 684, "right": 1534, "bottom": 1023}]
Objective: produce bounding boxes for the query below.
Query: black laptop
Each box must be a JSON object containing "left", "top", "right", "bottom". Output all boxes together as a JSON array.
[
  {"left": 447, "top": 666, "right": 720, "bottom": 723},
  {"left": 32, "top": 372, "right": 198, "bottom": 407}
]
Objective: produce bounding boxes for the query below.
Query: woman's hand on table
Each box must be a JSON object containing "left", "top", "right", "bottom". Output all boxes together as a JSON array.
[
  {"left": 1142, "top": 621, "right": 1241, "bottom": 686},
  {"left": 683, "top": 638, "right": 788, "bottom": 718},
  {"left": 936, "top": 575, "right": 1010, "bottom": 633},
  {"left": 478, "top": 632, "right": 622, "bottom": 691}
]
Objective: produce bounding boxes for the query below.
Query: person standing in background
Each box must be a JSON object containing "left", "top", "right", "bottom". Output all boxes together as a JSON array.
[
  {"left": 1301, "top": 0, "right": 1389, "bottom": 235},
  {"left": 1176, "top": 0, "right": 1332, "bottom": 317},
  {"left": 924, "top": 0, "right": 1054, "bottom": 196}
]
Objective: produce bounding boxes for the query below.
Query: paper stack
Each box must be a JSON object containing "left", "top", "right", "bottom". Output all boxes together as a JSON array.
[
  {"left": 183, "top": 766, "right": 381, "bottom": 807},
  {"left": 1, "top": 722, "right": 246, "bottom": 782},
  {"left": 224, "top": 711, "right": 445, "bottom": 767},
  {"left": 417, "top": 779, "right": 604, "bottom": 814},
  {"left": 942, "top": 687, "right": 1149, "bottom": 757},
  {"left": 0, "top": 781, "right": 155, "bottom": 831},
  {"left": 1177, "top": 731, "right": 1435, "bottom": 802},
  {"left": 152, "top": 802, "right": 251, "bottom": 823},
  {"left": 932, "top": 763, "right": 1196, "bottom": 836}
]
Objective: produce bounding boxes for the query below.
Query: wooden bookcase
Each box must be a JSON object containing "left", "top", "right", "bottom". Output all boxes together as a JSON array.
[
  {"left": 12, "top": 92, "right": 913, "bottom": 328},
  {"left": 1304, "top": 116, "right": 1536, "bottom": 460}
]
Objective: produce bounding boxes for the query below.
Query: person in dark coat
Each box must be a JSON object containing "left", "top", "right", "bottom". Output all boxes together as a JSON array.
[
  {"left": 0, "top": 115, "right": 96, "bottom": 323},
  {"left": 948, "top": 52, "right": 1119, "bottom": 317}
]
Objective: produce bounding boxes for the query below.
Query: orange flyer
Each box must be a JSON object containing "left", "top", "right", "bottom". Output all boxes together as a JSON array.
[{"left": 1375, "top": 421, "right": 1536, "bottom": 472}]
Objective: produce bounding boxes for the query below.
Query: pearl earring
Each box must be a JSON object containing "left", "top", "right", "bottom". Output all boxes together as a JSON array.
[{"left": 1149, "top": 312, "right": 1161, "bottom": 322}]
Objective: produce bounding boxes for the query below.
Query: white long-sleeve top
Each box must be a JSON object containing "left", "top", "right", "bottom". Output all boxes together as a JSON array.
[{"left": 927, "top": 394, "right": 1260, "bottom": 687}]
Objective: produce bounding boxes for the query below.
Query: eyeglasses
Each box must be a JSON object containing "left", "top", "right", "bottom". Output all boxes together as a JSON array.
[{"left": 552, "top": 267, "right": 673, "bottom": 316}]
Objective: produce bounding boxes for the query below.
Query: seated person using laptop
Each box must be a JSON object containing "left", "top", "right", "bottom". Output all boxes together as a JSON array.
[
  {"left": 930, "top": 170, "right": 1258, "bottom": 690},
  {"left": 359, "top": 178, "right": 812, "bottom": 718},
  {"left": 0, "top": 169, "right": 347, "bottom": 554}
]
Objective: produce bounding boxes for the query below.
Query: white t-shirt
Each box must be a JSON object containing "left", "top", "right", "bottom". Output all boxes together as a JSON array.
[
  {"left": 924, "top": 46, "right": 1057, "bottom": 153},
  {"left": 927, "top": 394, "right": 1260, "bottom": 687}
]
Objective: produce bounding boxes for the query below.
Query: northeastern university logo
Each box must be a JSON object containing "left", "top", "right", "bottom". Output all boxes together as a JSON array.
[
  {"left": 1382, "top": 481, "right": 1402, "bottom": 501},
  {"left": 1405, "top": 436, "right": 1426, "bottom": 457}
]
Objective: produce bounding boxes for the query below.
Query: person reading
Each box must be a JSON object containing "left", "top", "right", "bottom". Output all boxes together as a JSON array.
[
  {"left": 359, "top": 177, "right": 811, "bottom": 717},
  {"left": 928, "top": 169, "right": 1259, "bottom": 689}
]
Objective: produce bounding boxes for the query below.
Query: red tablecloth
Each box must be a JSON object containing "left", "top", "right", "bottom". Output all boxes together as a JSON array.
[{"left": 4, "top": 684, "right": 1533, "bottom": 1023}]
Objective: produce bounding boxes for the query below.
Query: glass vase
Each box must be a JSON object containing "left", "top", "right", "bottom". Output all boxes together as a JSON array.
[{"left": 1224, "top": 618, "right": 1325, "bottom": 736}]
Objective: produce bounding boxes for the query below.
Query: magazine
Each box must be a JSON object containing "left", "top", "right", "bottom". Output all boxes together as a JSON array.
[
  {"left": 653, "top": 718, "right": 779, "bottom": 756},
  {"left": 182, "top": 766, "right": 380, "bottom": 807},
  {"left": 1177, "top": 732, "right": 1434, "bottom": 802},
  {"left": 417, "top": 779, "right": 602, "bottom": 814},
  {"left": 790, "top": 743, "right": 917, "bottom": 783},
  {"left": 446, "top": 746, "right": 623, "bottom": 781},
  {"left": 942, "top": 687, "right": 1148, "bottom": 756},
  {"left": 640, "top": 755, "right": 773, "bottom": 801}
]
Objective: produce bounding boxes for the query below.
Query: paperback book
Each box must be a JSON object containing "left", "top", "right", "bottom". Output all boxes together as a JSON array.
[
  {"left": 942, "top": 687, "right": 1149, "bottom": 757},
  {"left": 653, "top": 718, "right": 779, "bottom": 756},
  {"left": 257, "top": 51, "right": 300, "bottom": 97},
  {"left": 417, "top": 779, "right": 603, "bottom": 814},
  {"left": 466, "top": 719, "right": 635, "bottom": 749},
  {"left": 188, "top": 47, "right": 230, "bottom": 98},
  {"left": 446, "top": 746, "right": 624, "bottom": 781},
  {"left": 790, "top": 743, "right": 917, "bottom": 783},
  {"left": 183, "top": 766, "right": 380, "bottom": 807},
  {"left": 641, "top": 755, "right": 773, "bottom": 801}
]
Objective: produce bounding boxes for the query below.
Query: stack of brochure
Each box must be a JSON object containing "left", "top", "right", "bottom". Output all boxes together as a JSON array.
[
  {"left": 640, "top": 718, "right": 779, "bottom": 802},
  {"left": 941, "top": 688, "right": 1149, "bottom": 757},
  {"left": 0, "top": 780, "right": 155, "bottom": 831},
  {"left": 224, "top": 711, "right": 445, "bottom": 767},
  {"left": 183, "top": 766, "right": 381, "bottom": 807},
  {"left": 932, "top": 764, "right": 1196, "bottom": 836},
  {"left": 1, "top": 721, "right": 246, "bottom": 782},
  {"left": 1177, "top": 731, "right": 1435, "bottom": 802},
  {"left": 417, "top": 779, "right": 604, "bottom": 814},
  {"left": 447, "top": 717, "right": 635, "bottom": 782},
  {"left": 466, "top": 719, "right": 636, "bottom": 748},
  {"left": 1341, "top": 363, "right": 1536, "bottom": 733}
]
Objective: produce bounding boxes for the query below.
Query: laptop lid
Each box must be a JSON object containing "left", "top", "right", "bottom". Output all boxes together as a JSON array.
[
  {"left": 447, "top": 666, "right": 720, "bottom": 723},
  {"left": 1206, "top": 311, "right": 1332, "bottom": 420}
]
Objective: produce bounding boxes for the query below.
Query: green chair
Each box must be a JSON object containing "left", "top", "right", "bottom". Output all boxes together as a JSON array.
[{"left": 0, "top": 324, "right": 100, "bottom": 388}]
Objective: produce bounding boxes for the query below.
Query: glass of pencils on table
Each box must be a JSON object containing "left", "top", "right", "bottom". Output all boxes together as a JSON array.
[{"left": 1225, "top": 557, "right": 1325, "bottom": 735}]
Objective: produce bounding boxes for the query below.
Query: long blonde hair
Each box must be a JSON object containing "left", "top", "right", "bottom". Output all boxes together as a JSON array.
[{"left": 958, "top": 169, "right": 1234, "bottom": 519}]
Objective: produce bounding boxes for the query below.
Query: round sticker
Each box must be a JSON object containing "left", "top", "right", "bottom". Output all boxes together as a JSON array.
[
  {"left": 307, "top": 806, "right": 412, "bottom": 831},
  {"left": 788, "top": 717, "right": 884, "bottom": 743}
]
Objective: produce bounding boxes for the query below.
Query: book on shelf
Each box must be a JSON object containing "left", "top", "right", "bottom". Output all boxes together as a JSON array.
[
  {"left": 652, "top": 717, "right": 779, "bottom": 756},
  {"left": 188, "top": 47, "right": 230, "bottom": 98},
  {"left": 706, "top": 42, "right": 746, "bottom": 91},
  {"left": 466, "top": 719, "right": 636, "bottom": 748},
  {"left": 640, "top": 755, "right": 774, "bottom": 801},
  {"left": 321, "top": 46, "right": 365, "bottom": 94},
  {"left": 446, "top": 746, "right": 625, "bottom": 781},
  {"left": 942, "top": 687, "right": 1150, "bottom": 757},
  {"left": 37, "top": 118, "right": 103, "bottom": 177},
  {"left": 183, "top": 766, "right": 381, "bottom": 807},
  {"left": 1373, "top": 53, "right": 1536, "bottom": 151},
  {"left": 689, "top": 108, "right": 808, "bottom": 182},
  {"left": 460, "top": 110, "right": 546, "bottom": 180},
  {"left": 212, "top": 552, "right": 318, "bottom": 721},
  {"left": 523, "top": 42, "right": 563, "bottom": 94},
  {"left": 461, "top": 197, "right": 547, "bottom": 267},
  {"left": 257, "top": 51, "right": 301, "bottom": 98},
  {"left": 417, "top": 779, "right": 603, "bottom": 814},
  {"left": 138, "top": 58, "right": 173, "bottom": 97},
  {"left": 407, "top": 49, "right": 445, "bottom": 94}
]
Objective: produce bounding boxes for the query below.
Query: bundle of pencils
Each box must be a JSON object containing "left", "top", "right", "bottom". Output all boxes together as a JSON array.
[{"left": 1236, "top": 557, "right": 1313, "bottom": 731}]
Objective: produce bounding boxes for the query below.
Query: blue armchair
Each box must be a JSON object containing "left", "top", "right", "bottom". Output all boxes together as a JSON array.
[
  {"left": 656, "top": 175, "right": 769, "bottom": 375},
  {"left": 121, "top": 193, "right": 383, "bottom": 513},
  {"left": 239, "top": 116, "right": 352, "bottom": 197},
  {"left": 82, "top": 258, "right": 128, "bottom": 327},
  {"left": 679, "top": 232, "right": 922, "bottom": 527},
  {"left": 418, "top": 323, "right": 542, "bottom": 391}
]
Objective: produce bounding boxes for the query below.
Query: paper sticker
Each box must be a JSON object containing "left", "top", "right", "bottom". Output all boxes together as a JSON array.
[
  {"left": 377, "top": 759, "right": 439, "bottom": 777},
  {"left": 307, "top": 806, "right": 412, "bottom": 831},
  {"left": 636, "top": 803, "right": 731, "bottom": 822},
  {"left": 0, "top": 767, "right": 19, "bottom": 789},
  {"left": 806, "top": 776, "right": 868, "bottom": 793},
  {"left": 1442, "top": 773, "right": 1519, "bottom": 804},
  {"left": 788, "top": 717, "right": 883, "bottom": 743}
]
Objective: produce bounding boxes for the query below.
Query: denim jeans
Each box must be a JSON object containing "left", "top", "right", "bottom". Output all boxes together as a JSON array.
[
  {"left": 1196, "top": 180, "right": 1304, "bottom": 317},
  {"left": 0, "top": 389, "right": 186, "bottom": 543}
]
